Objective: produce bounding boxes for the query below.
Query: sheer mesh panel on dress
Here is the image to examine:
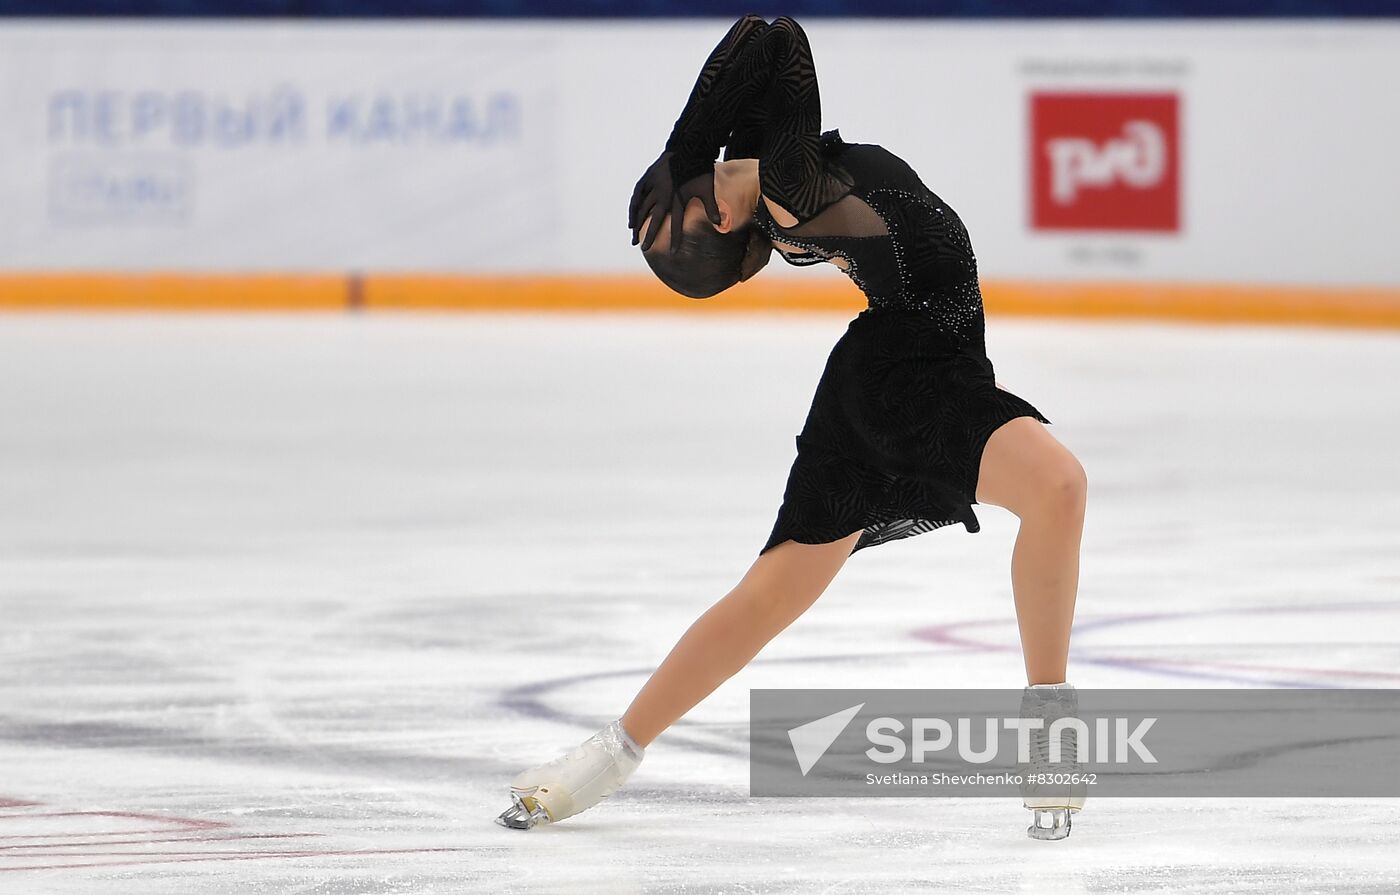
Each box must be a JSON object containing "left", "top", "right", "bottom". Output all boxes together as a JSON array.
[
  {"left": 767, "top": 193, "right": 888, "bottom": 269},
  {"left": 783, "top": 193, "right": 888, "bottom": 239}
]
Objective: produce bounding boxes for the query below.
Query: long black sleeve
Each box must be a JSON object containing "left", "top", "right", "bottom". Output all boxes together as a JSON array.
[
  {"left": 663, "top": 15, "right": 769, "bottom": 185},
  {"left": 666, "top": 16, "right": 849, "bottom": 224},
  {"left": 751, "top": 17, "right": 850, "bottom": 222}
]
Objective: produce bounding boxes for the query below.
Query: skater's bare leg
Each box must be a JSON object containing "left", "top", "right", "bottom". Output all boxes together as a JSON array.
[
  {"left": 975, "top": 416, "right": 1087, "bottom": 685},
  {"left": 621, "top": 531, "right": 862, "bottom": 747}
]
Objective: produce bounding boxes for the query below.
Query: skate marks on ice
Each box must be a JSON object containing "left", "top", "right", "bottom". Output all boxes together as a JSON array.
[
  {"left": 914, "top": 602, "right": 1400, "bottom": 689},
  {"left": 499, "top": 598, "right": 1400, "bottom": 788},
  {"left": 0, "top": 795, "right": 498, "bottom": 876},
  {"left": 496, "top": 642, "right": 1007, "bottom": 762}
]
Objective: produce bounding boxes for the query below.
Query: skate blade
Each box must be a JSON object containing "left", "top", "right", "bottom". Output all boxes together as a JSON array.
[
  {"left": 495, "top": 791, "right": 551, "bottom": 830},
  {"left": 1026, "top": 807, "right": 1073, "bottom": 841}
]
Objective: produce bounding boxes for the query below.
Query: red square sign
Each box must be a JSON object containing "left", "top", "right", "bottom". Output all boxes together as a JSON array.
[{"left": 1030, "top": 92, "right": 1181, "bottom": 232}]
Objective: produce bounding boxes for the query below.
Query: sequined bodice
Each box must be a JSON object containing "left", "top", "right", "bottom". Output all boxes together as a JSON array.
[{"left": 752, "top": 137, "right": 986, "bottom": 349}]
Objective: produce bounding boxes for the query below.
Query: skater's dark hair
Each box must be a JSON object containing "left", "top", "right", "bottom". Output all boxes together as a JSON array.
[{"left": 644, "top": 221, "right": 773, "bottom": 299}]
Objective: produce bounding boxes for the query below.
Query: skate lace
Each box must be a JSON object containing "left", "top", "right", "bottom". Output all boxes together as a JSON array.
[
  {"left": 1041, "top": 722, "right": 1069, "bottom": 767},
  {"left": 554, "top": 725, "right": 640, "bottom": 784},
  {"left": 1029, "top": 722, "right": 1078, "bottom": 770},
  {"left": 1030, "top": 697, "right": 1080, "bottom": 773}
]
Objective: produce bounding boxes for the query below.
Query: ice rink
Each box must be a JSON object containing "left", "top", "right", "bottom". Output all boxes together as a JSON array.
[{"left": 1, "top": 312, "right": 1397, "bottom": 893}]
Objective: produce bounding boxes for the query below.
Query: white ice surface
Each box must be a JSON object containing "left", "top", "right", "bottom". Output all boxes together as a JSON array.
[{"left": 0, "top": 313, "right": 1397, "bottom": 893}]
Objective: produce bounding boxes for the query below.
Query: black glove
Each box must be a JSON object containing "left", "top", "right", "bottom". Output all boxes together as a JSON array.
[{"left": 628, "top": 151, "right": 723, "bottom": 253}]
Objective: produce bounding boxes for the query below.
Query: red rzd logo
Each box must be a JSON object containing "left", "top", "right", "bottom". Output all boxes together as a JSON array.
[{"left": 1030, "top": 92, "right": 1180, "bottom": 232}]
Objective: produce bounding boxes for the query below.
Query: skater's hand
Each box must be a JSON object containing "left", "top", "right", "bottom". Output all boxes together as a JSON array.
[{"left": 629, "top": 152, "right": 722, "bottom": 253}]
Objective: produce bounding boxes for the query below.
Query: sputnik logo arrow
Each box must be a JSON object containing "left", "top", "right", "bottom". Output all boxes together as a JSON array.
[{"left": 787, "top": 703, "right": 865, "bottom": 776}]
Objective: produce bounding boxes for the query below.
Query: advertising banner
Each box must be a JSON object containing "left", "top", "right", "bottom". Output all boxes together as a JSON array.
[{"left": 1, "top": 21, "right": 1397, "bottom": 291}]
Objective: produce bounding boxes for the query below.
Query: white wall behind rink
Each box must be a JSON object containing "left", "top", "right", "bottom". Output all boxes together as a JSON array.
[{"left": 0, "top": 20, "right": 1397, "bottom": 287}]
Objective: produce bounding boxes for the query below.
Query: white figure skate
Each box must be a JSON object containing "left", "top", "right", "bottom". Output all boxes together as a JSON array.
[
  {"left": 495, "top": 719, "right": 645, "bottom": 830},
  {"left": 1018, "top": 683, "right": 1088, "bottom": 841}
]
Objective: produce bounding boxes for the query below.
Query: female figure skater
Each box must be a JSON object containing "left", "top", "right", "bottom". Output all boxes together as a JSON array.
[{"left": 497, "top": 15, "right": 1088, "bottom": 840}]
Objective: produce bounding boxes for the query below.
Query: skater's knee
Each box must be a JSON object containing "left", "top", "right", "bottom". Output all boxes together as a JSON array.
[
  {"left": 1028, "top": 458, "right": 1087, "bottom": 521},
  {"left": 1048, "top": 459, "right": 1087, "bottom": 517}
]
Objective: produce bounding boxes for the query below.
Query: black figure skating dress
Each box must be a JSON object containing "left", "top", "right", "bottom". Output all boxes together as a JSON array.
[{"left": 662, "top": 16, "right": 1050, "bottom": 556}]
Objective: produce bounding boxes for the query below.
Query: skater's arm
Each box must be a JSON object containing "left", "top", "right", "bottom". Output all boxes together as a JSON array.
[
  {"left": 630, "top": 15, "right": 771, "bottom": 250},
  {"left": 662, "top": 14, "right": 770, "bottom": 185},
  {"left": 753, "top": 18, "right": 851, "bottom": 227},
  {"left": 632, "top": 16, "right": 846, "bottom": 248}
]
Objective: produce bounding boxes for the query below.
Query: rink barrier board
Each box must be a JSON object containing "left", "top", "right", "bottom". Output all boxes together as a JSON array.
[{"left": 1, "top": 274, "right": 1400, "bottom": 329}]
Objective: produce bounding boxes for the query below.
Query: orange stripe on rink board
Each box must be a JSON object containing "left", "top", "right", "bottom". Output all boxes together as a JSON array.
[
  {"left": 362, "top": 274, "right": 865, "bottom": 314},
  {"left": 982, "top": 281, "right": 1400, "bottom": 330},
  {"left": 1, "top": 273, "right": 1399, "bottom": 329},
  {"left": 0, "top": 273, "right": 345, "bottom": 311}
]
